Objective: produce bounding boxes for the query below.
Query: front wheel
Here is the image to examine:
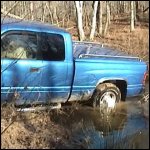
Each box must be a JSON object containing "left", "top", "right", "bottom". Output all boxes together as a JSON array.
[{"left": 92, "top": 83, "right": 121, "bottom": 113}]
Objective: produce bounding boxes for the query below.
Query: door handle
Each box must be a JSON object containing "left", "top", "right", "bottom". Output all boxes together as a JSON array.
[{"left": 30, "top": 67, "right": 40, "bottom": 72}]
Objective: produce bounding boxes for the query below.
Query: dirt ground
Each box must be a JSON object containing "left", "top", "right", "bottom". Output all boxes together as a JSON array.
[{"left": 1, "top": 109, "right": 71, "bottom": 149}]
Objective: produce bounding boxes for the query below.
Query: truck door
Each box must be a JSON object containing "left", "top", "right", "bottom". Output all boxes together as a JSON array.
[{"left": 1, "top": 30, "right": 71, "bottom": 105}]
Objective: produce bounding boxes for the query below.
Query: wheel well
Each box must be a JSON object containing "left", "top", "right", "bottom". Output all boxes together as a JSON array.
[{"left": 103, "top": 80, "right": 127, "bottom": 101}]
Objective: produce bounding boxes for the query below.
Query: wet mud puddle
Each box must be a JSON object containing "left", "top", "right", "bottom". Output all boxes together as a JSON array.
[{"left": 51, "top": 98, "right": 149, "bottom": 149}]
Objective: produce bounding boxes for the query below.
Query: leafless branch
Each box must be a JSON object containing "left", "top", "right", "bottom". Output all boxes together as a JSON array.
[{"left": 1, "top": 1, "right": 20, "bottom": 24}]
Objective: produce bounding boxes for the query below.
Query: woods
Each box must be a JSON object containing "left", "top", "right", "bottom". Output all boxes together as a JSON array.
[
  {"left": 1, "top": 1, "right": 149, "bottom": 39},
  {"left": 1, "top": 1, "right": 149, "bottom": 60}
]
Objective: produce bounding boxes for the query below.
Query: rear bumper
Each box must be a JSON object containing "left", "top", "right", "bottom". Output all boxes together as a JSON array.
[
  {"left": 139, "top": 86, "right": 146, "bottom": 95},
  {"left": 127, "top": 85, "right": 145, "bottom": 97}
]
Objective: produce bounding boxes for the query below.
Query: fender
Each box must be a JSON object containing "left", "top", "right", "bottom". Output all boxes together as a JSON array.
[{"left": 96, "top": 77, "right": 127, "bottom": 87}]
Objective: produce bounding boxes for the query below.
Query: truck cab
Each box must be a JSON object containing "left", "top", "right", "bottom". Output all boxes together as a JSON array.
[{"left": 1, "top": 18, "right": 74, "bottom": 105}]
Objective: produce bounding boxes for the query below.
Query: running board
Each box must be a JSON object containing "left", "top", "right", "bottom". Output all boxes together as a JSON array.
[{"left": 17, "top": 103, "right": 61, "bottom": 112}]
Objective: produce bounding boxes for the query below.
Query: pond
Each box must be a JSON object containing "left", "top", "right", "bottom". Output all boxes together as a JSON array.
[{"left": 51, "top": 93, "right": 149, "bottom": 149}]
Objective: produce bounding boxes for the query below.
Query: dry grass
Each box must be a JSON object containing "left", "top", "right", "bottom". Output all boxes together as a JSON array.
[
  {"left": 99, "top": 23, "right": 149, "bottom": 61},
  {"left": 1, "top": 107, "right": 70, "bottom": 149}
]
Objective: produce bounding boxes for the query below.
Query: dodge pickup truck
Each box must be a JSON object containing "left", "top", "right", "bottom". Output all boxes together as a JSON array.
[{"left": 1, "top": 18, "right": 148, "bottom": 111}]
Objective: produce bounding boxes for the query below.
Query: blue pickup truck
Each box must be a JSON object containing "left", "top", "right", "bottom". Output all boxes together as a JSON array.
[{"left": 1, "top": 18, "right": 148, "bottom": 110}]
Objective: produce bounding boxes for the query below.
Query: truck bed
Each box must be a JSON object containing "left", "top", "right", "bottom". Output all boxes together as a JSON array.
[{"left": 73, "top": 41, "right": 140, "bottom": 61}]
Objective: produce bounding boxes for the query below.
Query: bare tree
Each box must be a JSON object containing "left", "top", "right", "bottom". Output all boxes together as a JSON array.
[
  {"left": 130, "top": 1, "right": 135, "bottom": 32},
  {"left": 75, "top": 1, "right": 85, "bottom": 41},
  {"left": 90, "top": 1, "right": 98, "bottom": 40},
  {"left": 98, "top": 1, "right": 103, "bottom": 36},
  {"left": 1, "top": 1, "right": 20, "bottom": 21},
  {"left": 108, "top": 2, "right": 111, "bottom": 25},
  {"left": 52, "top": 2, "right": 59, "bottom": 25},
  {"left": 30, "top": 1, "right": 34, "bottom": 21},
  {"left": 45, "top": 2, "right": 54, "bottom": 24},
  {"left": 103, "top": 1, "right": 110, "bottom": 37}
]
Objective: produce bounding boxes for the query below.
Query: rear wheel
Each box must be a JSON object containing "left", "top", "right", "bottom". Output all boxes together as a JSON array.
[{"left": 92, "top": 83, "right": 121, "bottom": 113}]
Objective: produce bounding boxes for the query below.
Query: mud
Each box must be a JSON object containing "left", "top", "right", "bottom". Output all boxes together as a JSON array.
[
  {"left": 1, "top": 83, "right": 149, "bottom": 149},
  {"left": 50, "top": 99, "right": 149, "bottom": 149}
]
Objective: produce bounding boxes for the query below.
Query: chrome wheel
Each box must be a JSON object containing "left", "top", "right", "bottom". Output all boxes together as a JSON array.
[{"left": 99, "top": 91, "right": 117, "bottom": 109}]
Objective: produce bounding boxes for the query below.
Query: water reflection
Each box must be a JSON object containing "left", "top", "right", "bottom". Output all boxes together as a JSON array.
[{"left": 51, "top": 100, "right": 149, "bottom": 149}]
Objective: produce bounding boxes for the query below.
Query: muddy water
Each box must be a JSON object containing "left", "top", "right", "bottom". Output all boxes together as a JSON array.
[{"left": 51, "top": 84, "right": 149, "bottom": 149}]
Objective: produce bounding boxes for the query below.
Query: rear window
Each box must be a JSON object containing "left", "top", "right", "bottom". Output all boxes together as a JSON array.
[{"left": 39, "top": 33, "right": 65, "bottom": 61}]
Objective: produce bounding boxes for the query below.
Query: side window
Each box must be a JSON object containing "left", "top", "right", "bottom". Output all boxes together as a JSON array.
[
  {"left": 1, "top": 31, "right": 38, "bottom": 59},
  {"left": 39, "top": 33, "right": 65, "bottom": 61}
]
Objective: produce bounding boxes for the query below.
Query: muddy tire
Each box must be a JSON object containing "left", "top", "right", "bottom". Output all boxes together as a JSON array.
[{"left": 92, "top": 83, "right": 121, "bottom": 113}]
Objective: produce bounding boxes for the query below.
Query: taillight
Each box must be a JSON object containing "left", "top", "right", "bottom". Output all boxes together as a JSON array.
[
  {"left": 143, "top": 63, "right": 148, "bottom": 86},
  {"left": 143, "top": 72, "right": 147, "bottom": 85}
]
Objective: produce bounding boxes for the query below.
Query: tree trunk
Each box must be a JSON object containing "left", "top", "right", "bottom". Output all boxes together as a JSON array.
[
  {"left": 99, "top": 1, "right": 103, "bottom": 36},
  {"left": 30, "top": 1, "right": 34, "bottom": 20},
  {"left": 108, "top": 1, "right": 111, "bottom": 25},
  {"left": 103, "top": 1, "right": 110, "bottom": 37},
  {"left": 136, "top": 1, "right": 139, "bottom": 12},
  {"left": 90, "top": 1, "right": 98, "bottom": 40},
  {"left": 122, "top": 1, "right": 125, "bottom": 13},
  {"left": 75, "top": 1, "right": 85, "bottom": 41},
  {"left": 130, "top": 1, "right": 135, "bottom": 32},
  {"left": 134, "top": 1, "right": 137, "bottom": 22},
  {"left": 45, "top": 2, "right": 53, "bottom": 24}
]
